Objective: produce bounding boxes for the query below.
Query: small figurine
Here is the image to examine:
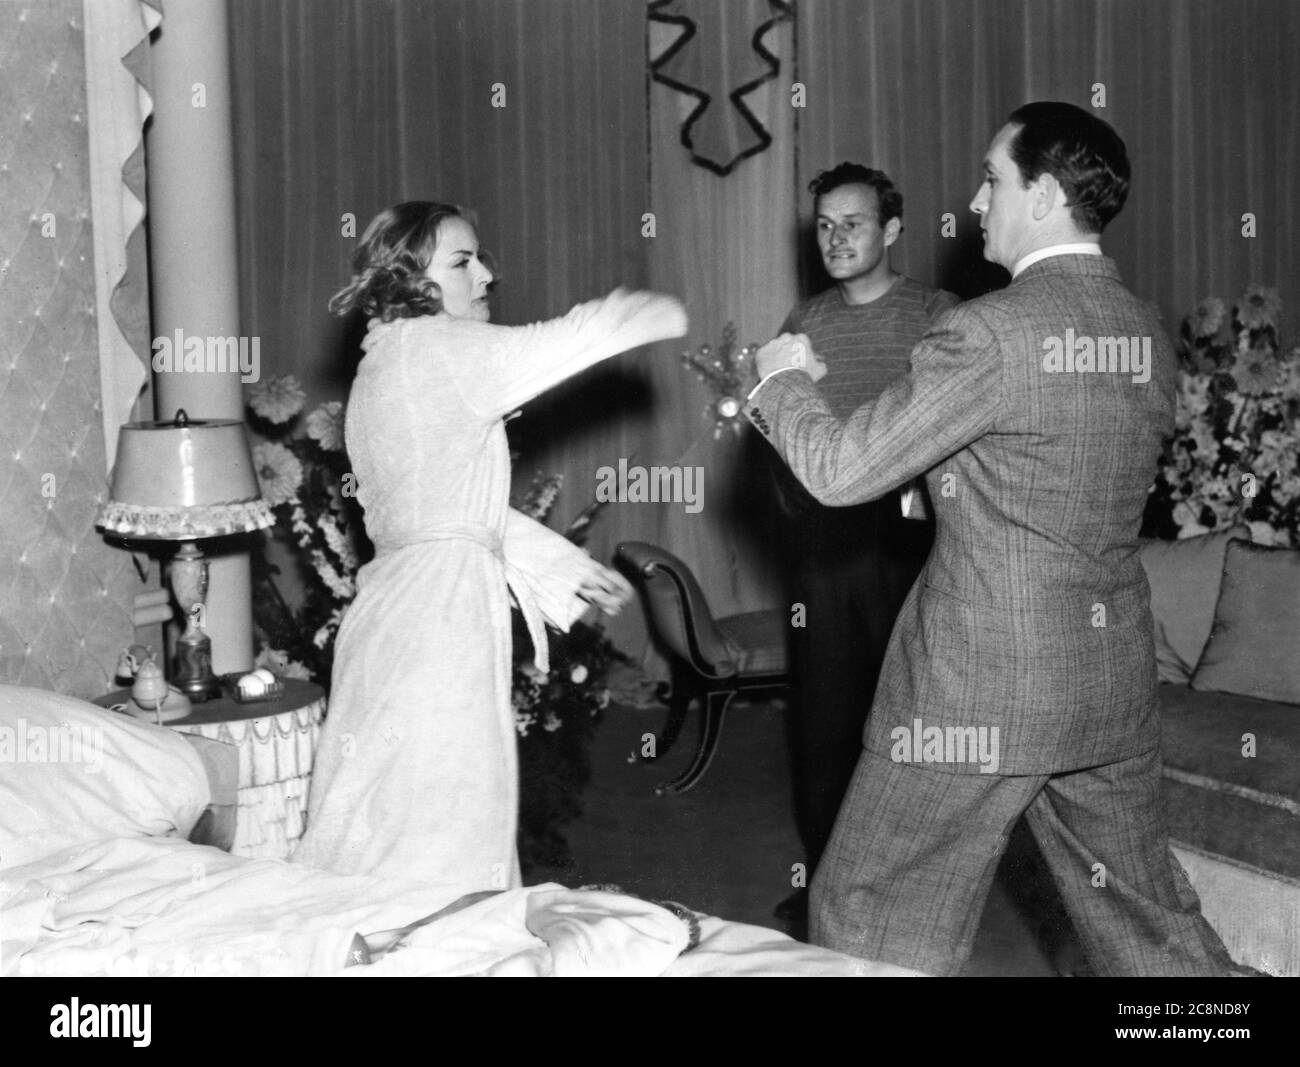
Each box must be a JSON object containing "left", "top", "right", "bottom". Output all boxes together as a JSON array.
[
  {"left": 131, "top": 660, "right": 168, "bottom": 704},
  {"left": 126, "top": 660, "right": 192, "bottom": 724},
  {"left": 114, "top": 643, "right": 157, "bottom": 685}
]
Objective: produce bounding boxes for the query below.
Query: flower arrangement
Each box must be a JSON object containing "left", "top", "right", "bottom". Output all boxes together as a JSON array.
[
  {"left": 681, "top": 321, "right": 758, "bottom": 437},
  {"left": 245, "top": 376, "right": 364, "bottom": 683},
  {"left": 1143, "top": 286, "right": 1300, "bottom": 545}
]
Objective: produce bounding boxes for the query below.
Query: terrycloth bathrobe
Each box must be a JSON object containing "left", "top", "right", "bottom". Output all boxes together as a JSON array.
[{"left": 293, "top": 293, "right": 684, "bottom": 894}]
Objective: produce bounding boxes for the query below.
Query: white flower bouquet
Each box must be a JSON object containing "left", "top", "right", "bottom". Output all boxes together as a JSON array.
[
  {"left": 1144, "top": 286, "right": 1300, "bottom": 545},
  {"left": 245, "top": 376, "right": 365, "bottom": 682}
]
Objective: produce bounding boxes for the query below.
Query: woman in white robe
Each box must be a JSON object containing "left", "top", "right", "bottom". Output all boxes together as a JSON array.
[{"left": 292, "top": 202, "right": 686, "bottom": 896}]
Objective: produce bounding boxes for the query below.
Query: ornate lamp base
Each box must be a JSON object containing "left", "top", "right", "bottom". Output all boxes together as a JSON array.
[
  {"left": 173, "top": 629, "right": 221, "bottom": 701},
  {"left": 170, "top": 542, "right": 221, "bottom": 702}
]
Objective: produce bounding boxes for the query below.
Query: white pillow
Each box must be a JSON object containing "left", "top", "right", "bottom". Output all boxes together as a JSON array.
[{"left": 0, "top": 684, "right": 210, "bottom": 870}]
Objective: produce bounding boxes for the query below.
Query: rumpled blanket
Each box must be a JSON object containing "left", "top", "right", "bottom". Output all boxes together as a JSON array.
[
  {"left": 0, "top": 837, "right": 684, "bottom": 977},
  {"left": 1, "top": 836, "right": 923, "bottom": 977}
]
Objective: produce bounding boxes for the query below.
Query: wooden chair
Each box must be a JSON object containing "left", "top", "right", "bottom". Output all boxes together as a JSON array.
[{"left": 614, "top": 541, "right": 789, "bottom": 795}]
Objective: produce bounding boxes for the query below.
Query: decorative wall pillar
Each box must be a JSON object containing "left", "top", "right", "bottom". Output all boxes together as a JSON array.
[{"left": 145, "top": 0, "right": 253, "bottom": 674}]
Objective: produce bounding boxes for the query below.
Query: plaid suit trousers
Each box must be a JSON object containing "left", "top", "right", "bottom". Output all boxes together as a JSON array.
[{"left": 809, "top": 747, "right": 1236, "bottom": 976}]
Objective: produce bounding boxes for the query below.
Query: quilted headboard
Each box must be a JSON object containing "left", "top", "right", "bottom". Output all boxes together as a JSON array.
[{"left": 0, "top": 0, "right": 152, "bottom": 697}]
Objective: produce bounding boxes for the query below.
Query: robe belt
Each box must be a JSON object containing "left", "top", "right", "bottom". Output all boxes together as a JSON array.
[{"left": 373, "top": 521, "right": 552, "bottom": 674}]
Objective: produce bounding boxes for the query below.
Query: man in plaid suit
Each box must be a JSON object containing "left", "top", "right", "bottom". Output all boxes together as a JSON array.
[{"left": 745, "top": 102, "right": 1237, "bottom": 976}]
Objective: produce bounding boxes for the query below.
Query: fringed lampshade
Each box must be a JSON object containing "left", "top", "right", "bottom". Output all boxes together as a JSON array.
[
  {"left": 97, "top": 410, "right": 274, "bottom": 701},
  {"left": 98, "top": 411, "right": 274, "bottom": 540}
]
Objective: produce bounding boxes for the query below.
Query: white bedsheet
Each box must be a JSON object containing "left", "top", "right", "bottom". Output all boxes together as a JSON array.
[{"left": 0, "top": 837, "right": 921, "bottom": 977}]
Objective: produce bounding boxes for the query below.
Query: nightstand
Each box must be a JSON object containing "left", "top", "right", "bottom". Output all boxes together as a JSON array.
[{"left": 94, "top": 679, "right": 326, "bottom": 860}]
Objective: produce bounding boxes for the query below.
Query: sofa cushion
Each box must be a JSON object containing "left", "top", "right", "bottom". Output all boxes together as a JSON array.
[
  {"left": 1138, "top": 527, "right": 1249, "bottom": 684},
  {"left": 1190, "top": 541, "right": 1300, "bottom": 706},
  {"left": 1159, "top": 683, "right": 1300, "bottom": 878}
]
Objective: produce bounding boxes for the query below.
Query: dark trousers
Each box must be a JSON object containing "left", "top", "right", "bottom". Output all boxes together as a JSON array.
[{"left": 784, "top": 492, "right": 932, "bottom": 873}]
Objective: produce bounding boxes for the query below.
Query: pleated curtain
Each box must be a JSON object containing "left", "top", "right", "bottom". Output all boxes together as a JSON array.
[{"left": 228, "top": 0, "right": 1300, "bottom": 665}]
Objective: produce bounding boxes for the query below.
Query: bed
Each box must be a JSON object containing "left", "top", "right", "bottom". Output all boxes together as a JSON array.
[{"left": 0, "top": 683, "right": 919, "bottom": 978}]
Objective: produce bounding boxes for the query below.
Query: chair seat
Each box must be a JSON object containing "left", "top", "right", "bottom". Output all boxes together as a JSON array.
[
  {"left": 615, "top": 540, "right": 792, "bottom": 794},
  {"left": 716, "top": 610, "right": 789, "bottom": 677}
]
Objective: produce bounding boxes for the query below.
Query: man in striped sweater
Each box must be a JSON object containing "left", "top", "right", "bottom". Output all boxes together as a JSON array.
[{"left": 773, "top": 164, "right": 958, "bottom": 921}]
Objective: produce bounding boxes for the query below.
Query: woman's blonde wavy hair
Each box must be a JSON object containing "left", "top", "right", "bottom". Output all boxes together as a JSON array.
[{"left": 328, "top": 201, "right": 492, "bottom": 322}]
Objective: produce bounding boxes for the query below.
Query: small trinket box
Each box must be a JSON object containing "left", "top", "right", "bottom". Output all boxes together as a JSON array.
[{"left": 225, "top": 668, "right": 286, "bottom": 704}]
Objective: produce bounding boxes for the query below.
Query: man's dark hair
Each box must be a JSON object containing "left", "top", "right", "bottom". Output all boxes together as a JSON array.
[
  {"left": 1005, "top": 101, "right": 1130, "bottom": 233},
  {"left": 808, "top": 163, "right": 903, "bottom": 227}
]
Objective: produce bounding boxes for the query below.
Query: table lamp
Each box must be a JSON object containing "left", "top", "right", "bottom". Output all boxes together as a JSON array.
[{"left": 97, "top": 409, "right": 275, "bottom": 701}]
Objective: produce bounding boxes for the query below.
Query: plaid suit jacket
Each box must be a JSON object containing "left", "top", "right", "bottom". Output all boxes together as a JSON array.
[{"left": 746, "top": 255, "right": 1177, "bottom": 774}]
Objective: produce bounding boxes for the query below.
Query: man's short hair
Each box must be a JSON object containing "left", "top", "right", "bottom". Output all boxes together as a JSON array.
[
  {"left": 1005, "top": 101, "right": 1130, "bottom": 233},
  {"left": 808, "top": 163, "right": 903, "bottom": 227}
]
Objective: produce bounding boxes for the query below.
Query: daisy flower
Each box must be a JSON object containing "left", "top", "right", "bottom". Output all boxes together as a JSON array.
[
  {"left": 305, "top": 401, "right": 345, "bottom": 451},
  {"left": 252, "top": 441, "right": 304, "bottom": 507},
  {"left": 1186, "top": 297, "right": 1227, "bottom": 340},
  {"left": 1235, "top": 285, "right": 1282, "bottom": 332},
  {"left": 1230, "top": 344, "right": 1282, "bottom": 396},
  {"left": 247, "top": 374, "right": 306, "bottom": 424}
]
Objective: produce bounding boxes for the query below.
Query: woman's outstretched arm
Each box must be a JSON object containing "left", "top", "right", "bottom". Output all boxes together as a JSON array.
[{"left": 436, "top": 289, "right": 687, "bottom": 419}]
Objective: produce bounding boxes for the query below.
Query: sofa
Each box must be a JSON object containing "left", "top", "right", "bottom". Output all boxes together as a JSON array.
[{"left": 1141, "top": 528, "right": 1300, "bottom": 977}]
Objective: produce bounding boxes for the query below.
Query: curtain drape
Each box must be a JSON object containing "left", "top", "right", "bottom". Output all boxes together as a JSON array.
[
  {"left": 638, "top": 0, "right": 798, "bottom": 644},
  {"left": 796, "top": 0, "right": 1300, "bottom": 336},
  {"left": 83, "top": 0, "right": 160, "bottom": 471},
  {"left": 228, "top": 0, "right": 798, "bottom": 662},
  {"left": 228, "top": 0, "right": 1300, "bottom": 664},
  {"left": 230, "top": 0, "right": 650, "bottom": 401},
  {"left": 229, "top": 0, "right": 658, "bottom": 650}
]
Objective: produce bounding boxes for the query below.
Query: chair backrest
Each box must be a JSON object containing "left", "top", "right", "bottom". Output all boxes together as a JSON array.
[{"left": 615, "top": 541, "right": 738, "bottom": 678}]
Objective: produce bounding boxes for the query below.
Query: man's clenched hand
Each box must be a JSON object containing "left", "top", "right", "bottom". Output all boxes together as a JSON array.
[{"left": 754, "top": 332, "right": 827, "bottom": 383}]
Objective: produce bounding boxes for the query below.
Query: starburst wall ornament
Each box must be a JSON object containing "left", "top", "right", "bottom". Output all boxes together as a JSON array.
[{"left": 681, "top": 321, "right": 757, "bottom": 438}]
